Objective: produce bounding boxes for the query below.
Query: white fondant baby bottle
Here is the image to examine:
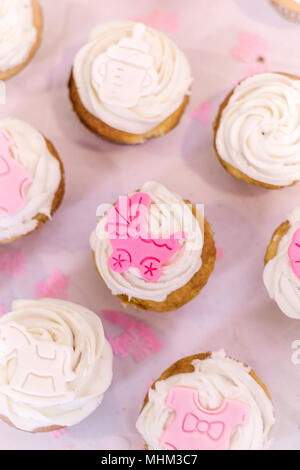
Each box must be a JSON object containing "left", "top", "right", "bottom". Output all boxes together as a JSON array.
[{"left": 92, "top": 23, "right": 158, "bottom": 108}]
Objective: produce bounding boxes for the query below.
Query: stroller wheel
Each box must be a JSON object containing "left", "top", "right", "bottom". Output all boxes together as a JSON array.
[
  {"left": 140, "top": 257, "right": 162, "bottom": 282},
  {"left": 109, "top": 249, "right": 131, "bottom": 273}
]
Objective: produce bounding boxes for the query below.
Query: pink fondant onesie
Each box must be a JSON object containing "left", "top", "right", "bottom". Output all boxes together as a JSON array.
[{"left": 160, "top": 386, "right": 250, "bottom": 450}]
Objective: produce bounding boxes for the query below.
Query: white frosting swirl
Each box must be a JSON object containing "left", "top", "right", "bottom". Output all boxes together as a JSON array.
[
  {"left": 0, "top": 118, "right": 62, "bottom": 241},
  {"left": 0, "top": 0, "right": 37, "bottom": 72},
  {"left": 136, "top": 350, "right": 275, "bottom": 450},
  {"left": 90, "top": 182, "right": 204, "bottom": 302},
  {"left": 216, "top": 73, "right": 300, "bottom": 186},
  {"left": 263, "top": 207, "right": 300, "bottom": 319},
  {"left": 73, "top": 21, "right": 192, "bottom": 134},
  {"left": 0, "top": 299, "right": 113, "bottom": 431}
]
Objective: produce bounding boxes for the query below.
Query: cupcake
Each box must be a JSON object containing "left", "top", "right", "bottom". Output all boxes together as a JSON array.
[
  {"left": 90, "top": 182, "right": 216, "bottom": 312},
  {"left": 0, "top": 298, "right": 113, "bottom": 432},
  {"left": 214, "top": 72, "right": 300, "bottom": 189},
  {"left": 69, "top": 21, "right": 192, "bottom": 144},
  {"left": 271, "top": 0, "right": 300, "bottom": 22},
  {"left": 0, "top": 0, "right": 43, "bottom": 80},
  {"left": 136, "top": 350, "right": 275, "bottom": 450},
  {"left": 263, "top": 207, "right": 300, "bottom": 319},
  {"left": 0, "top": 118, "right": 64, "bottom": 244}
]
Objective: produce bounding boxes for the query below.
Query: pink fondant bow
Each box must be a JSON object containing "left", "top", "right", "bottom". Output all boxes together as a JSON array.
[{"left": 182, "top": 413, "right": 225, "bottom": 441}]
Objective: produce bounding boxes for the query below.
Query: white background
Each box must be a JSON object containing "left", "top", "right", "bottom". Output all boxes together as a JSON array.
[{"left": 0, "top": 0, "right": 300, "bottom": 450}]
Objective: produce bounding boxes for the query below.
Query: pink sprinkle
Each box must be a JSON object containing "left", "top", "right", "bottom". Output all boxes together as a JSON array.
[
  {"left": 35, "top": 269, "right": 69, "bottom": 300},
  {"left": 102, "top": 310, "right": 163, "bottom": 362},
  {"left": 232, "top": 32, "right": 267, "bottom": 63},
  {"left": 50, "top": 428, "right": 68, "bottom": 440},
  {"left": 216, "top": 246, "right": 224, "bottom": 261},
  {"left": 190, "top": 102, "right": 214, "bottom": 125},
  {"left": 0, "top": 305, "right": 5, "bottom": 317}
]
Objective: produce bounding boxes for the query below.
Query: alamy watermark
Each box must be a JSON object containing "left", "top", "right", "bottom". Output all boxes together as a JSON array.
[{"left": 0, "top": 81, "right": 6, "bottom": 105}]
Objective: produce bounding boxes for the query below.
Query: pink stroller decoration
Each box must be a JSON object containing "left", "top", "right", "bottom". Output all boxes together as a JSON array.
[
  {"left": 160, "top": 386, "right": 250, "bottom": 450},
  {"left": 105, "top": 193, "right": 186, "bottom": 282},
  {"left": 288, "top": 229, "right": 300, "bottom": 280},
  {"left": 0, "top": 130, "right": 32, "bottom": 216}
]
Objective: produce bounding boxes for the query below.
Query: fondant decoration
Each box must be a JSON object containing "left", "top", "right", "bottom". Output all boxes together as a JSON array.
[
  {"left": 0, "top": 322, "right": 75, "bottom": 397},
  {"left": 105, "top": 193, "right": 186, "bottom": 282},
  {"left": 160, "top": 386, "right": 250, "bottom": 450},
  {"left": 35, "top": 269, "right": 69, "bottom": 300},
  {"left": 102, "top": 310, "right": 162, "bottom": 362},
  {"left": 0, "top": 130, "right": 32, "bottom": 216},
  {"left": 92, "top": 23, "right": 158, "bottom": 108},
  {"left": 288, "top": 229, "right": 300, "bottom": 280}
]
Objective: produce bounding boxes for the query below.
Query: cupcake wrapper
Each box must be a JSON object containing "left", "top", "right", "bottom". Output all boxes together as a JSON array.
[{"left": 271, "top": 1, "right": 300, "bottom": 23}]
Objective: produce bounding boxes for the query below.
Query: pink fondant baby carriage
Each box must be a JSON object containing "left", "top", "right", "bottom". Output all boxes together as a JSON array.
[{"left": 105, "top": 193, "right": 186, "bottom": 282}]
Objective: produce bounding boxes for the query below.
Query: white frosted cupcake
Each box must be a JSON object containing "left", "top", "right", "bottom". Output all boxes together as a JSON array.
[
  {"left": 0, "top": 298, "right": 113, "bottom": 432},
  {"left": 214, "top": 73, "right": 300, "bottom": 189},
  {"left": 69, "top": 21, "right": 192, "bottom": 144},
  {"left": 137, "top": 351, "right": 275, "bottom": 450},
  {"left": 90, "top": 182, "right": 216, "bottom": 312},
  {"left": 0, "top": 0, "right": 43, "bottom": 80},
  {"left": 271, "top": 0, "right": 300, "bottom": 22},
  {"left": 264, "top": 207, "right": 300, "bottom": 319},
  {"left": 0, "top": 118, "right": 64, "bottom": 244}
]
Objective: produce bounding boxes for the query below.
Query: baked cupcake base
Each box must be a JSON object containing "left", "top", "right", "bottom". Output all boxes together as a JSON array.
[
  {"left": 0, "top": 0, "right": 43, "bottom": 81},
  {"left": 213, "top": 73, "right": 299, "bottom": 189},
  {"left": 140, "top": 352, "right": 272, "bottom": 450},
  {"left": 264, "top": 220, "right": 290, "bottom": 265},
  {"left": 271, "top": 0, "right": 300, "bottom": 22},
  {"left": 0, "top": 414, "right": 64, "bottom": 434},
  {"left": 0, "top": 138, "right": 65, "bottom": 245},
  {"left": 69, "top": 72, "right": 189, "bottom": 144}
]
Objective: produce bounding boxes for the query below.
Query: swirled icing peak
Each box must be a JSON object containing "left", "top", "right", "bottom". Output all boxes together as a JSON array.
[
  {"left": 0, "top": 0, "right": 37, "bottom": 72},
  {"left": 216, "top": 73, "right": 300, "bottom": 186},
  {"left": 73, "top": 21, "right": 192, "bottom": 134},
  {"left": 0, "top": 299, "right": 113, "bottom": 431}
]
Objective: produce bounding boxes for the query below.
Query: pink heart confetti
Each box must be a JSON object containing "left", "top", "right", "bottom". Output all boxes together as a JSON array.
[
  {"left": 50, "top": 428, "right": 68, "bottom": 440},
  {"left": 102, "top": 310, "right": 163, "bottom": 363},
  {"left": 216, "top": 246, "right": 224, "bottom": 261},
  {"left": 232, "top": 32, "right": 268, "bottom": 63},
  {"left": 132, "top": 10, "right": 180, "bottom": 33},
  {"left": 35, "top": 269, "right": 69, "bottom": 300},
  {"left": 190, "top": 102, "right": 214, "bottom": 125}
]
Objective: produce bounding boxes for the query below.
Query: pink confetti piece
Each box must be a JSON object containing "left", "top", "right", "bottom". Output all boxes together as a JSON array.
[
  {"left": 35, "top": 269, "right": 69, "bottom": 300},
  {"left": 0, "top": 305, "right": 5, "bottom": 317},
  {"left": 0, "top": 251, "right": 26, "bottom": 278},
  {"left": 190, "top": 102, "right": 214, "bottom": 125},
  {"left": 131, "top": 10, "right": 180, "bottom": 33},
  {"left": 102, "top": 310, "right": 163, "bottom": 363},
  {"left": 240, "top": 62, "right": 271, "bottom": 81},
  {"left": 232, "top": 32, "right": 268, "bottom": 63},
  {"left": 216, "top": 246, "right": 224, "bottom": 261},
  {"left": 50, "top": 428, "right": 68, "bottom": 440}
]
